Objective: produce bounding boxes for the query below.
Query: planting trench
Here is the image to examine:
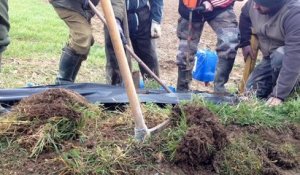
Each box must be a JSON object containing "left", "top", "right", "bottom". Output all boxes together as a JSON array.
[
  {"left": 169, "top": 104, "right": 300, "bottom": 175},
  {"left": 0, "top": 90, "right": 299, "bottom": 175}
]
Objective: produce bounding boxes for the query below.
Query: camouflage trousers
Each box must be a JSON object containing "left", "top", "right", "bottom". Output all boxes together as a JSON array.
[
  {"left": 176, "top": 7, "right": 240, "bottom": 92},
  {"left": 246, "top": 46, "right": 300, "bottom": 98}
]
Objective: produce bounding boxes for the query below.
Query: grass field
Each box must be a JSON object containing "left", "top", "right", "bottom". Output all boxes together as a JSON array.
[
  {"left": 1, "top": 0, "right": 106, "bottom": 88},
  {"left": 0, "top": 0, "right": 300, "bottom": 175}
]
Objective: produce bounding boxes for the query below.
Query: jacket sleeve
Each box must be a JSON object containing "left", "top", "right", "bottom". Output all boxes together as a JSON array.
[
  {"left": 0, "top": 0, "right": 10, "bottom": 53},
  {"left": 239, "top": 0, "right": 252, "bottom": 48},
  {"left": 149, "top": 0, "right": 164, "bottom": 23},
  {"left": 111, "top": 0, "right": 125, "bottom": 21},
  {"left": 271, "top": 7, "right": 300, "bottom": 100}
]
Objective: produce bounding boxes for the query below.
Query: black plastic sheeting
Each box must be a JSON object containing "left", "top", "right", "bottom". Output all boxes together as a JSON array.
[{"left": 0, "top": 83, "right": 238, "bottom": 108}]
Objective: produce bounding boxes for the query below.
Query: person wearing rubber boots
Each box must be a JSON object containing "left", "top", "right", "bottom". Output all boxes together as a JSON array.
[
  {"left": 0, "top": 0, "right": 10, "bottom": 115},
  {"left": 176, "top": 0, "right": 240, "bottom": 93},
  {"left": 104, "top": 0, "right": 130, "bottom": 85},
  {"left": 49, "top": 0, "right": 100, "bottom": 84},
  {"left": 240, "top": 0, "right": 300, "bottom": 106},
  {"left": 105, "top": 0, "right": 163, "bottom": 85}
]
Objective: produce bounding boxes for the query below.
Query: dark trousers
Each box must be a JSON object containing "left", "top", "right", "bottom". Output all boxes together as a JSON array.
[
  {"left": 246, "top": 46, "right": 291, "bottom": 98},
  {"left": 105, "top": 5, "right": 159, "bottom": 85}
]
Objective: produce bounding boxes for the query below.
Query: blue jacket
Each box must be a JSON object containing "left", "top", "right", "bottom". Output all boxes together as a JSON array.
[{"left": 126, "top": 0, "right": 163, "bottom": 23}]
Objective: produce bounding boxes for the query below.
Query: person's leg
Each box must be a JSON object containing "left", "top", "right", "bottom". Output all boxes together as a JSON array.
[
  {"left": 269, "top": 46, "right": 300, "bottom": 97},
  {"left": 53, "top": 8, "right": 93, "bottom": 84},
  {"left": 0, "top": 0, "right": 10, "bottom": 72},
  {"left": 130, "top": 6, "right": 160, "bottom": 79},
  {"left": 176, "top": 17, "right": 204, "bottom": 91},
  {"left": 270, "top": 46, "right": 284, "bottom": 86},
  {"left": 246, "top": 58, "right": 273, "bottom": 98},
  {"left": 56, "top": 46, "right": 83, "bottom": 84},
  {"left": 104, "top": 27, "right": 123, "bottom": 85},
  {"left": 208, "top": 7, "right": 240, "bottom": 93}
]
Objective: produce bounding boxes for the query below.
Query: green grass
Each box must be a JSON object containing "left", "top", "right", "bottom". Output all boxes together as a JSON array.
[
  {"left": 7, "top": 0, "right": 68, "bottom": 58},
  {"left": 219, "top": 138, "right": 263, "bottom": 175},
  {"left": 0, "top": 0, "right": 300, "bottom": 174},
  {"left": 1, "top": 0, "right": 106, "bottom": 87},
  {"left": 191, "top": 95, "right": 300, "bottom": 128}
]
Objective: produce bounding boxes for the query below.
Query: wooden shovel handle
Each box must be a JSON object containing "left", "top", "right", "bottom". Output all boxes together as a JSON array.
[
  {"left": 100, "top": 0, "right": 148, "bottom": 136},
  {"left": 239, "top": 34, "right": 259, "bottom": 93}
]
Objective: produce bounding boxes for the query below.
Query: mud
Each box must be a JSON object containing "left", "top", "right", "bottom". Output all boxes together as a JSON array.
[
  {"left": 172, "top": 104, "right": 228, "bottom": 169},
  {"left": 169, "top": 104, "right": 300, "bottom": 174},
  {"left": 13, "top": 88, "right": 89, "bottom": 122},
  {"left": 0, "top": 89, "right": 90, "bottom": 158}
]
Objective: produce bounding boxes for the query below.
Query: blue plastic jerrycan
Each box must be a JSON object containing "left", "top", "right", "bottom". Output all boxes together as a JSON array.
[{"left": 192, "top": 49, "right": 218, "bottom": 83}]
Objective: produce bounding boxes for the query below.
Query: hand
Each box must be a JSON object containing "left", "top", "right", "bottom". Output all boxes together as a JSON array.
[
  {"left": 151, "top": 20, "right": 161, "bottom": 38},
  {"left": 242, "top": 45, "right": 255, "bottom": 62},
  {"left": 116, "top": 19, "right": 127, "bottom": 45},
  {"left": 202, "top": 1, "right": 213, "bottom": 12},
  {"left": 266, "top": 97, "right": 282, "bottom": 107}
]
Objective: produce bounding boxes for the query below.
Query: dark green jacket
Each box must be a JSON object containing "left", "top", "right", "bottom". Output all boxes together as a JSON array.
[
  {"left": 50, "top": 0, "right": 100, "bottom": 20},
  {"left": 0, "top": 0, "right": 10, "bottom": 53}
]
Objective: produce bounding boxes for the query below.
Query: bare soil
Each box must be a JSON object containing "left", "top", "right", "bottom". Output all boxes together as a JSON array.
[
  {"left": 14, "top": 88, "right": 89, "bottom": 122},
  {"left": 172, "top": 104, "right": 228, "bottom": 169},
  {"left": 1, "top": 102, "right": 300, "bottom": 174},
  {"left": 170, "top": 104, "right": 300, "bottom": 175},
  {"left": 1, "top": 89, "right": 88, "bottom": 160}
]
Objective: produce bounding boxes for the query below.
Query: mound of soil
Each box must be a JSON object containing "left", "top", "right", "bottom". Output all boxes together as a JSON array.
[
  {"left": 14, "top": 88, "right": 89, "bottom": 122},
  {"left": 172, "top": 104, "right": 228, "bottom": 168},
  {"left": 1, "top": 89, "right": 90, "bottom": 157}
]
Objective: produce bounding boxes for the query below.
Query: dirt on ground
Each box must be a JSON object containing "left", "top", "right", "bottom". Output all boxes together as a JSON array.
[
  {"left": 0, "top": 89, "right": 88, "bottom": 159},
  {"left": 13, "top": 88, "right": 89, "bottom": 122},
  {"left": 1, "top": 101, "right": 299, "bottom": 174},
  {"left": 169, "top": 104, "right": 300, "bottom": 175},
  {"left": 171, "top": 104, "right": 228, "bottom": 168}
]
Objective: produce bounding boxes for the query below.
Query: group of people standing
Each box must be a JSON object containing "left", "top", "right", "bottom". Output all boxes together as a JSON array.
[{"left": 0, "top": 0, "right": 299, "bottom": 109}]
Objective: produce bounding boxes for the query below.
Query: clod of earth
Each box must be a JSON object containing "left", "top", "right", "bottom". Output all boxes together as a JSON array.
[
  {"left": 0, "top": 88, "right": 89, "bottom": 157},
  {"left": 171, "top": 104, "right": 228, "bottom": 168}
]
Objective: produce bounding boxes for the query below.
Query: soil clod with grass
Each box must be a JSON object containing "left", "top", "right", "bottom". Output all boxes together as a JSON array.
[
  {"left": 1, "top": 100, "right": 299, "bottom": 175},
  {"left": 1, "top": 88, "right": 89, "bottom": 158},
  {"left": 172, "top": 104, "right": 228, "bottom": 168}
]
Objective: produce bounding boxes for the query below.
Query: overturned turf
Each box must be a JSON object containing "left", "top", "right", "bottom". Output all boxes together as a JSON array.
[
  {"left": 168, "top": 104, "right": 300, "bottom": 174},
  {"left": 14, "top": 88, "right": 89, "bottom": 122},
  {"left": 0, "top": 88, "right": 90, "bottom": 157},
  {"left": 171, "top": 104, "right": 228, "bottom": 168},
  {"left": 1, "top": 101, "right": 299, "bottom": 174}
]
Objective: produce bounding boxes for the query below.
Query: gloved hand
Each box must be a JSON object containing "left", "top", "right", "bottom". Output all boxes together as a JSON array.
[
  {"left": 202, "top": 1, "right": 213, "bottom": 12},
  {"left": 116, "top": 19, "right": 127, "bottom": 45},
  {"left": 266, "top": 97, "right": 282, "bottom": 107},
  {"left": 151, "top": 20, "right": 161, "bottom": 38},
  {"left": 242, "top": 45, "right": 255, "bottom": 62}
]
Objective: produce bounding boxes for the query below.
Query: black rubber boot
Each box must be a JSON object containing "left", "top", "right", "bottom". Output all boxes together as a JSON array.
[
  {"left": 176, "top": 67, "right": 192, "bottom": 92},
  {"left": 71, "top": 59, "right": 83, "bottom": 82},
  {"left": 214, "top": 58, "right": 235, "bottom": 94},
  {"left": 55, "top": 47, "right": 82, "bottom": 85}
]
